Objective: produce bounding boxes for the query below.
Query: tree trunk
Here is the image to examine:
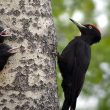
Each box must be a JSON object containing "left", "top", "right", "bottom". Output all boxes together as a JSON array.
[{"left": 0, "top": 0, "right": 59, "bottom": 110}]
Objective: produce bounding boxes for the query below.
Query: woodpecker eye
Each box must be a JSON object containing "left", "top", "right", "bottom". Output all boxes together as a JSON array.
[{"left": 89, "top": 26, "right": 92, "bottom": 29}]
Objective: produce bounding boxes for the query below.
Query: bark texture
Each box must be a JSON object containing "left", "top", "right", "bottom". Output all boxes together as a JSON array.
[{"left": 0, "top": 0, "right": 59, "bottom": 110}]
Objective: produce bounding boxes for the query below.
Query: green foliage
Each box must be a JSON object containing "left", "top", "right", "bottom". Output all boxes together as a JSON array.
[
  {"left": 88, "top": 36, "right": 110, "bottom": 83},
  {"left": 52, "top": 0, "right": 110, "bottom": 109},
  {"left": 98, "top": 94, "right": 110, "bottom": 110}
]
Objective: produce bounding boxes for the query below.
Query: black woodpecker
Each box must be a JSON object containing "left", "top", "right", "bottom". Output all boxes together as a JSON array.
[
  {"left": 0, "top": 44, "right": 18, "bottom": 71},
  {"left": 57, "top": 19, "right": 101, "bottom": 110},
  {"left": 0, "top": 26, "right": 11, "bottom": 43}
]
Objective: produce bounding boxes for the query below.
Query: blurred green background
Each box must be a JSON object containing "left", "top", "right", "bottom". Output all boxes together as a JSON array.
[{"left": 52, "top": 0, "right": 110, "bottom": 110}]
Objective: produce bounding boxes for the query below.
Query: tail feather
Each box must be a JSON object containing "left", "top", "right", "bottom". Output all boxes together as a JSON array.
[
  {"left": 62, "top": 83, "right": 71, "bottom": 110},
  {"left": 70, "top": 98, "right": 77, "bottom": 110},
  {"left": 62, "top": 98, "right": 77, "bottom": 110},
  {"left": 62, "top": 78, "right": 77, "bottom": 110},
  {"left": 62, "top": 99, "right": 70, "bottom": 110},
  {"left": 62, "top": 86, "right": 77, "bottom": 110}
]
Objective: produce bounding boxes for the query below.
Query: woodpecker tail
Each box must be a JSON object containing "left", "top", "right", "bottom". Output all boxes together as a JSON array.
[
  {"left": 62, "top": 99, "right": 70, "bottom": 110},
  {"left": 70, "top": 98, "right": 77, "bottom": 110},
  {"left": 62, "top": 83, "right": 77, "bottom": 110},
  {"left": 62, "top": 86, "right": 77, "bottom": 110},
  {"left": 62, "top": 98, "right": 77, "bottom": 110},
  {"left": 62, "top": 82, "right": 71, "bottom": 110}
]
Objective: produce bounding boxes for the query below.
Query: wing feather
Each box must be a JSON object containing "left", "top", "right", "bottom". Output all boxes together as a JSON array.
[{"left": 58, "top": 37, "right": 91, "bottom": 96}]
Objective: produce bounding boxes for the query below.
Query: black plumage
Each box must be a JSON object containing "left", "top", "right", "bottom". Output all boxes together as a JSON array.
[
  {"left": 0, "top": 44, "right": 16, "bottom": 71},
  {"left": 57, "top": 19, "right": 101, "bottom": 110}
]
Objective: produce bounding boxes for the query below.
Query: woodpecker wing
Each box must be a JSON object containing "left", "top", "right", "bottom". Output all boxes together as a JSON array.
[
  {"left": 58, "top": 38, "right": 77, "bottom": 77},
  {"left": 58, "top": 37, "right": 91, "bottom": 109},
  {"left": 61, "top": 37, "right": 90, "bottom": 92}
]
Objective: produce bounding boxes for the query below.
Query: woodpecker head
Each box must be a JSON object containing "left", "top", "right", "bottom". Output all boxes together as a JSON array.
[
  {"left": 0, "top": 26, "right": 11, "bottom": 43},
  {"left": 0, "top": 44, "right": 18, "bottom": 71},
  {"left": 70, "top": 18, "right": 101, "bottom": 45}
]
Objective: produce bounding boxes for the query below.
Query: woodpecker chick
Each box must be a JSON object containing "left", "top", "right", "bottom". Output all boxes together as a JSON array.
[
  {"left": 58, "top": 19, "right": 101, "bottom": 110},
  {"left": 0, "top": 44, "right": 18, "bottom": 71},
  {"left": 0, "top": 26, "right": 12, "bottom": 43}
]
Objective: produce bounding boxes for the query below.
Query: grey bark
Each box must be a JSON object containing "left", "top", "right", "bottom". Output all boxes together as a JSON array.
[{"left": 0, "top": 0, "right": 59, "bottom": 110}]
